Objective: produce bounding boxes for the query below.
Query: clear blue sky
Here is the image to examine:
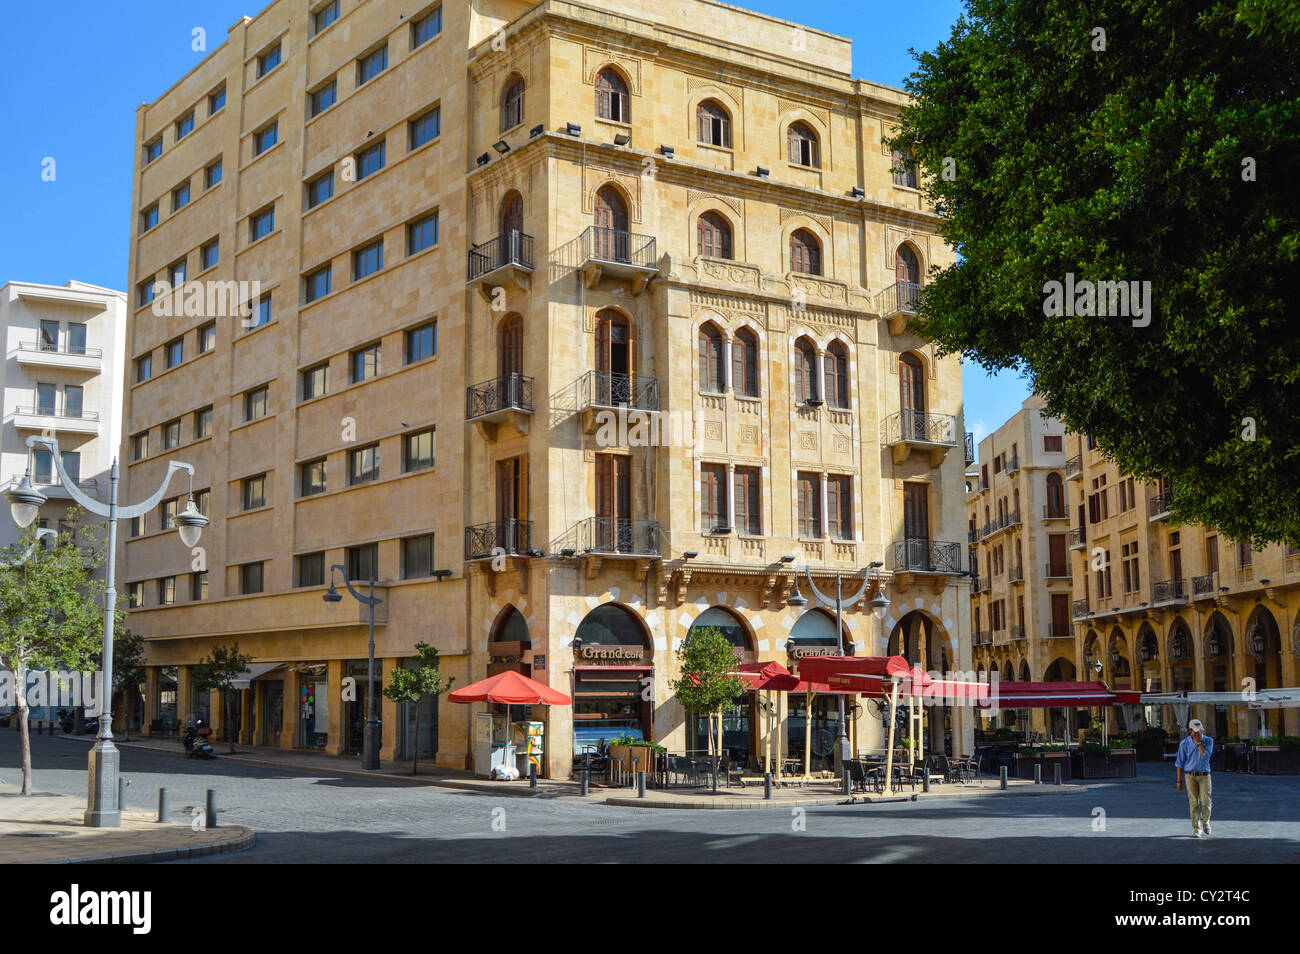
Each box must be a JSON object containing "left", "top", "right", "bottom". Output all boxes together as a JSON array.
[{"left": 0, "top": 0, "right": 1028, "bottom": 438}]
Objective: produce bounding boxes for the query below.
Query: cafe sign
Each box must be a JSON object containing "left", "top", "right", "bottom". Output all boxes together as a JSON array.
[
  {"left": 578, "top": 644, "right": 644, "bottom": 662},
  {"left": 787, "top": 645, "right": 835, "bottom": 660}
]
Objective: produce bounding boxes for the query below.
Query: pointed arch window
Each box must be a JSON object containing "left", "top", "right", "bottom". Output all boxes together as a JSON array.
[
  {"left": 696, "top": 100, "right": 731, "bottom": 148},
  {"left": 790, "top": 229, "right": 821, "bottom": 275},
  {"left": 794, "top": 338, "right": 817, "bottom": 403},
  {"left": 787, "top": 121, "right": 820, "bottom": 167},
  {"left": 824, "top": 340, "right": 849, "bottom": 408},
  {"left": 501, "top": 75, "right": 525, "bottom": 132},
  {"left": 732, "top": 327, "right": 758, "bottom": 397},
  {"left": 891, "top": 147, "right": 918, "bottom": 189},
  {"left": 697, "top": 211, "right": 733, "bottom": 259},
  {"left": 595, "top": 69, "right": 629, "bottom": 123}
]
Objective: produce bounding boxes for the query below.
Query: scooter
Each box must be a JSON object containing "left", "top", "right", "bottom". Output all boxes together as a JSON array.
[{"left": 182, "top": 720, "right": 216, "bottom": 759}]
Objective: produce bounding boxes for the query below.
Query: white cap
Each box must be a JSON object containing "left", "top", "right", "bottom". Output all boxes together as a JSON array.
[{"left": 1188, "top": 719, "right": 1204, "bottom": 731}]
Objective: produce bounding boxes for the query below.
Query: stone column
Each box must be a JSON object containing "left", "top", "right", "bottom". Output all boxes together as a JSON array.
[
  {"left": 381, "top": 657, "right": 400, "bottom": 763},
  {"left": 176, "top": 667, "right": 192, "bottom": 724},
  {"left": 325, "top": 659, "right": 345, "bottom": 756},
  {"left": 815, "top": 350, "right": 826, "bottom": 402},
  {"left": 143, "top": 667, "right": 159, "bottom": 730},
  {"left": 721, "top": 334, "right": 733, "bottom": 392},
  {"left": 238, "top": 688, "right": 253, "bottom": 745},
  {"left": 281, "top": 666, "right": 300, "bottom": 750}
]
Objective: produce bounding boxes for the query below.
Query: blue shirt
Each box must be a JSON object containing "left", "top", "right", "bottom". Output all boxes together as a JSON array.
[{"left": 1175, "top": 733, "right": 1214, "bottom": 772}]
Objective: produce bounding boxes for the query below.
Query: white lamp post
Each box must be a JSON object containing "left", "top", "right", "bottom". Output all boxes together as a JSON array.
[{"left": 5, "top": 435, "right": 206, "bottom": 827}]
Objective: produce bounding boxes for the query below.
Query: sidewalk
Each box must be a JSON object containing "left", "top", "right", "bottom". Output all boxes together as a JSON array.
[
  {"left": 0, "top": 784, "right": 253, "bottom": 864},
  {"left": 55, "top": 734, "right": 1085, "bottom": 808}
]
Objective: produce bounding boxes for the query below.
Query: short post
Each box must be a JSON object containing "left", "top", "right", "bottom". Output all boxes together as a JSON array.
[
  {"left": 764, "top": 772, "right": 773, "bottom": 800},
  {"left": 580, "top": 769, "right": 590, "bottom": 797},
  {"left": 117, "top": 776, "right": 128, "bottom": 812},
  {"left": 1054, "top": 763, "right": 1062, "bottom": 785},
  {"left": 999, "top": 766, "right": 1008, "bottom": 790},
  {"left": 529, "top": 762, "right": 537, "bottom": 790},
  {"left": 636, "top": 769, "right": 646, "bottom": 798},
  {"left": 842, "top": 767, "right": 851, "bottom": 795},
  {"left": 1034, "top": 763, "right": 1042, "bottom": 785},
  {"left": 157, "top": 788, "right": 169, "bottom": 823},
  {"left": 923, "top": 767, "right": 931, "bottom": 793},
  {"left": 205, "top": 789, "right": 217, "bottom": 829}
]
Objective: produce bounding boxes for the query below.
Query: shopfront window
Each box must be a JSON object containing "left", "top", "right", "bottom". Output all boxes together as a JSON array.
[
  {"left": 297, "top": 663, "right": 329, "bottom": 750},
  {"left": 399, "top": 657, "right": 439, "bottom": 761},
  {"left": 343, "top": 660, "right": 381, "bottom": 755},
  {"left": 573, "top": 604, "right": 651, "bottom": 754},
  {"left": 158, "top": 666, "right": 178, "bottom": 727}
]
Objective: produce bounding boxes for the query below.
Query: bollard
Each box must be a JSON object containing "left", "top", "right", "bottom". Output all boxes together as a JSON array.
[
  {"left": 118, "top": 776, "right": 128, "bottom": 812},
  {"left": 157, "top": 788, "right": 169, "bottom": 823},
  {"left": 1034, "top": 763, "right": 1042, "bottom": 785},
  {"left": 205, "top": 789, "right": 218, "bottom": 829},
  {"left": 580, "top": 769, "right": 590, "bottom": 797},
  {"left": 842, "top": 767, "right": 851, "bottom": 796},
  {"left": 529, "top": 762, "right": 537, "bottom": 790},
  {"left": 999, "top": 766, "right": 1008, "bottom": 790},
  {"left": 636, "top": 769, "right": 646, "bottom": 798},
  {"left": 764, "top": 772, "right": 773, "bottom": 800},
  {"left": 923, "top": 767, "right": 931, "bottom": 793},
  {"left": 1054, "top": 763, "right": 1062, "bottom": 785}
]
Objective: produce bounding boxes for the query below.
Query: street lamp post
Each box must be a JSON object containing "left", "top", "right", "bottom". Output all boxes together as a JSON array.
[
  {"left": 323, "top": 565, "right": 381, "bottom": 771},
  {"left": 787, "top": 563, "right": 890, "bottom": 774},
  {"left": 6, "top": 436, "right": 206, "bottom": 827}
]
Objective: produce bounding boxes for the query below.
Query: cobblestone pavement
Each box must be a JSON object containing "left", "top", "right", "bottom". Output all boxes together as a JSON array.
[{"left": 5, "top": 731, "right": 1298, "bottom": 863}]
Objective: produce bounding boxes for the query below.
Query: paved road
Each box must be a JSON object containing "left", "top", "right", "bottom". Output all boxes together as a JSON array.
[{"left": 5, "top": 732, "right": 1298, "bottom": 863}]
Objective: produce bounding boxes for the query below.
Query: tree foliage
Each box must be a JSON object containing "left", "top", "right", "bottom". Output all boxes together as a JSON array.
[
  {"left": 889, "top": 0, "right": 1300, "bottom": 545},
  {"left": 191, "top": 642, "right": 252, "bottom": 748},
  {"left": 382, "top": 642, "right": 453, "bottom": 774},
  {"left": 670, "top": 627, "right": 746, "bottom": 790}
]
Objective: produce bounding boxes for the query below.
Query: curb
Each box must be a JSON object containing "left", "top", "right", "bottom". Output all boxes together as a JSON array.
[
  {"left": 38, "top": 827, "right": 256, "bottom": 865},
  {"left": 605, "top": 782, "right": 1089, "bottom": 810}
]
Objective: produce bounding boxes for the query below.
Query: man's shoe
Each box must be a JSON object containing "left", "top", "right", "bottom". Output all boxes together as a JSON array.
[
  {"left": 1192, "top": 829, "right": 1202, "bottom": 838},
  {"left": 1203, "top": 825, "right": 1211, "bottom": 836}
]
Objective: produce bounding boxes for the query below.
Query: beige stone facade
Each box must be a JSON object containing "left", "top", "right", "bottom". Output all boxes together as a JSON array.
[{"left": 123, "top": 0, "right": 972, "bottom": 775}]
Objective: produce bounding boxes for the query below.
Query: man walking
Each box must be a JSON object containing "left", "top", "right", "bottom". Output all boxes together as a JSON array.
[{"left": 1175, "top": 718, "right": 1214, "bottom": 837}]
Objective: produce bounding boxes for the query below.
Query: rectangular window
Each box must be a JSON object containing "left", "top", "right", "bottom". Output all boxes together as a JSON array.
[
  {"left": 36, "top": 381, "right": 56, "bottom": 415},
  {"left": 305, "top": 264, "right": 332, "bottom": 302},
  {"left": 66, "top": 323, "right": 86, "bottom": 355},
  {"left": 39, "top": 320, "right": 59, "bottom": 351},
  {"left": 137, "top": 280, "right": 156, "bottom": 306},
  {"left": 33, "top": 450, "right": 53, "bottom": 484},
  {"left": 700, "top": 463, "right": 727, "bottom": 531},
  {"left": 250, "top": 293, "right": 272, "bottom": 329},
  {"left": 175, "top": 111, "right": 194, "bottom": 139},
  {"left": 403, "top": 534, "right": 435, "bottom": 579},
  {"left": 194, "top": 405, "right": 213, "bottom": 439},
  {"left": 827, "top": 475, "right": 852, "bottom": 540},
  {"left": 165, "top": 337, "right": 184, "bottom": 369},
  {"left": 733, "top": 467, "right": 760, "bottom": 535},
  {"left": 198, "top": 239, "right": 218, "bottom": 270},
  {"left": 407, "top": 211, "right": 438, "bottom": 254},
  {"left": 240, "top": 562, "right": 265, "bottom": 595},
  {"left": 254, "top": 121, "right": 278, "bottom": 156},
  {"left": 127, "top": 582, "right": 144, "bottom": 609},
  {"left": 797, "top": 472, "right": 822, "bottom": 537},
  {"left": 351, "top": 343, "right": 381, "bottom": 382},
  {"left": 356, "top": 141, "right": 385, "bottom": 180},
  {"left": 409, "top": 106, "right": 441, "bottom": 149},
  {"left": 296, "top": 552, "right": 325, "bottom": 588},
  {"left": 192, "top": 571, "right": 209, "bottom": 601},
  {"left": 172, "top": 181, "right": 191, "bottom": 211},
  {"left": 309, "top": 79, "right": 337, "bottom": 117},
  {"left": 129, "top": 515, "right": 145, "bottom": 538},
  {"left": 357, "top": 46, "right": 388, "bottom": 86},
  {"left": 1206, "top": 535, "right": 1219, "bottom": 574},
  {"left": 307, "top": 170, "right": 334, "bottom": 208},
  {"left": 160, "top": 497, "right": 178, "bottom": 531},
  {"left": 144, "top": 137, "right": 162, "bottom": 164},
  {"left": 412, "top": 7, "right": 442, "bottom": 47},
  {"left": 198, "top": 322, "right": 216, "bottom": 353},
  {"left": 1238, "top": 541, "right": 1253, "bottom": 568},
  {"left": 257, "top": 43, "right": 281, "bottom": 78},
  {"left": 1043, "top": 434, "right": 1063, "bottom": 452},
  {"left": 300, "top": 458, "right": 327, "bottom": 497},
  {"left": 162, "top": 418, "right": 181, "bottom": 450},
  {"left": 205, "top": 159, "right": 222, "bottom": 189},
  {"left": 352, "top": 239, "right": 383, "bottom": 280},
  {"left": 244, "top": 385, "right": 269, "bottom": 421},
  {"left": 158, "top": 576, "right": 177, "bottom": 605},
  {"left": 311, "top": 0, "right": 339, "bottom": 34},
  {"left": 135, "top": 353, "right": 153, "bottom": 383},
  {"left": 140, "top": 203, "right": 159, "bottom": 233},
  {"left": 242, "top": 474, "right": 267, "bottom": 510},
  {"left": 250, "top": 206, "right": 275, "bottom": 241},
  {"left": 131, "top": 431, "right": 150, "bottom": 461},
  {"left": 405, "top": 322, "right": 435, "bottom": 363},
  {"left": 209, "top": 86, "right": 225, "bottom": 115},
  {"left": 170, "top": 258, "right": 187, "bottom": 286},
  {"left": 347, "top": 544, "right": 379, "bottom": 583},
  {"left": 60, "top": 451, "right": 81, "bottom": 483},
  {"left": 301, "top": 362, "right": 329, "bottom": 400},
  {"left": 403, "top": 428, "right": 435, "bottom": 472},
  {"left": 195, "top": 488, "right": 210, "bottom": 516},
  {"left": 349, "top": 444, "right": 380, "bottom": 485}
]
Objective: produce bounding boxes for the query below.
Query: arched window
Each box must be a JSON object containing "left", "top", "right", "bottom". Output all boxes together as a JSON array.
[
  {"left": 789, "top": 229, "right": 821, "bottom": 275},
  {"left": 500, "top": 75, "right": 525, "bottom": 132},
  {"left": 500, "top": 192, "right": 523, "bottom": 237},
  {"left": 698, "top": 323, "right": 724, "bottom": 392},
  {"left": 787, "top": 121, "right": 820, "bottom": 167},
  {"left": 696, "top": 99, "right": 731, "bottom": 148},
  {"left": 689, "top": 607, "right": 751, "bottom": 651},
  {"left": 891, "top": 147, "right": 918, "bottom": 189},
  {"left": 794, "top": 338, "right": 817, "bottom": 403},
  {"left": 895, "top": 243, "right": 920, "bottom": 285},
  {"left": 595, "top": 309, "right": 633, "bottom": 404},
  {"left": 1046, "top": 472, "right": 1065, "bottom": 515},
  {"left": 731, "top": 327, "right": 758, "bottom": 397},
  {"left": 499, "top": 314, "right": 523, "bottom": 380},
  {"left": 824, "top": 340, "right": 848, "bottom": 408},
  {"left": 595, "top": 68, "right": 629, "bottom": 123},
  {"left": 899, "top": 351, "right": 925, "bottom": 439},
  {"left": 696, "top": 211, "right": 733, "bottom": 259}
]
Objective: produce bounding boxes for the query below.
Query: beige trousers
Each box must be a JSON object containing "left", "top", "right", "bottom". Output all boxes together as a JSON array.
[{"left": 1184, "top": 773, "right": 1212, "bottom": 830}]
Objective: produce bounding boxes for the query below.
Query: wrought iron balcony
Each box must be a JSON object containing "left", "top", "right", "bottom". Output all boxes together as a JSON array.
[
  {"left": 1010, "top": 625, "right": 1027, "bottom": 641},
  {"left": 1072, "top": 598, "right": 1090, "bottom": 620},
  {"left": 1044, "top": 562, "right": 1070, "bottom": 579},
  {"left": 881, "top": 410, "right": 958, "bottom": 465},
  {"left": 578, "top": 370, "right": 659, "bottom": 411},
  {"left": 1191, "top": 573, "right": 1215, "bottom": 598},
  {"left": 973, "top": 630, "right": 992, "bottom": 646},
  {"left": 964, "top": 431, "right": 975, "bottom": 466},
  {"left": 876, "top": 279, "right": 921, "bottom": 319},
  {"left": 559, "top": 516, "right": 662, "bottom": 557},
  {"left": 1069, "top": 526, "right": 1086, "bottom": 549},
  {"left": 1005, "top": 455, "right": 1020, "bottom": 474},
  {"left": 980, "top": 509, "right": 1022, "bottom": 539},
  {"left": 1151, "top": 578, "right": 1187, "bottom": 605},
  {"left": 556, "top": 226, "right": 658, "bottom": 292},
  {"left": 466, "top": 373, "right": 534, "bottom": 422},
  {"left": 467, "top": 230, "right": 534, "bottom": 285},
  {"left": 1065, "top": 455, "right": 1083, "bottom": 480},
  {"left": 1008, "top": 563, "right": 1024, "bottom": 584},
  {"left": 891, "top": 538, "right": 963, "bottom": 574},
  {"left": 974, "top": 575, "right": 992, "bottom": 594},
  {"left": 465, "top": 519, "right": 532, "bottom": 560},
  {"left": 1147, "top": 491, "right": 1173, "bottom": 520},
  {"left": 1042, "top": 503, "right": 1069, "bottom": 520}
]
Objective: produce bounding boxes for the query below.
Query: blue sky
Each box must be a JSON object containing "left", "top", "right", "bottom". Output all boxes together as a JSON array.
[{"left": 0, "top": 0, "right": 1028, "bottom": 440}]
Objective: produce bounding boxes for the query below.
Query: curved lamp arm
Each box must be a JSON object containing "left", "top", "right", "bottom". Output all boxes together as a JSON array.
[
  {"left": 329, "top": 564, "right": 383, "bottom": 606},
  {"left": 803, "top": 566, "right": 873, "bottom": 608},
  {"left": 0, "top": 527, "right": 57, "bottom": 568},
  {"left": 26, "top": 436, "right": 194, "bottom": 519}
]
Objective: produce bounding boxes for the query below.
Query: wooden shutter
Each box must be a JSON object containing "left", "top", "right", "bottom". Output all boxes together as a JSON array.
[
  {"left": 1048, "top": 534, "right": 1067, "bottom": 574},
  {"left": 734, "top": 468, "right": 758, "bottom": 535},
  {"left": 903, "top": 483, "right": 929, "bottom": 542},
  {"left": 797, "top": 473, "right": 818, "bottom": 537},
  {"left": 1051, "top": 594, "right": 1069, "bottom": 634},
  {"left": 500, "top": 316, "right": 522, "bottom": 379}
]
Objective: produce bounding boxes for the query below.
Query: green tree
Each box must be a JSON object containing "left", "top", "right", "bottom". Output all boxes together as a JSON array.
[
  {"left": 111, "top": 626, "right": 145, "bottom": 741},
  {"left": 889, "top": 0, "right": 1300, "bottom": 546},
  {"left": 669, "top": 627, "right": 745, "bottom": 792},
  {"left": 382, "top": 642, "right": 453, "bottom": 774},
  {"left": 0, "top": 515, "right": 109, "bottom": 795},
  {"left": 191, "top": 643, "right": 252, "bottom": 753}
]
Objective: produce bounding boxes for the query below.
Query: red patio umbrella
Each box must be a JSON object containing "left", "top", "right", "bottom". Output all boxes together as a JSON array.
[{"left": 447, "top": 670, "right": 572, "bottom": 706}]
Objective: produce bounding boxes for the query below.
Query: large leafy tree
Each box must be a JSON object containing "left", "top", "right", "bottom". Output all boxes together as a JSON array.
[
  {"left": 191, "top": 643, "right": 252, "bottom": 753},
  {"left": 890, "top": 0, "right": 1300, "bottom": 545},
  {"left": 111, "top": 625, "right": 146, "bottom": 741},
  {"left": 670, "top": 627, "right": 745, "bottom": 792},
  {"left": 382, "top": 642, "right": 453, "bottom": 774},
  {"left": 0, "top": 514, "right": 110, "bottom": 795}
]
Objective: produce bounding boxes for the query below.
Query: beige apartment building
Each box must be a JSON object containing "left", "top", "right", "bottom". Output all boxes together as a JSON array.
[{"left": 123, "top": 0, "right": 972, "bottom": 776}]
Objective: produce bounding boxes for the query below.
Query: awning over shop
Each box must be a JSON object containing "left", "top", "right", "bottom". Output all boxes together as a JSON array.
[
  {"left": 733, "top": 661, "right": 800, "bottom": 692},
  {"left": 793, "top": 655, "right": 929, "bottom": 696},
  {"left": 1140, "top": 689, "right": 1300, "bottom": 710},
  {"left": 992, "top": 681, "right": 1120, "bottom": 707},
  {"left": 231, "top": 663, "right": 284, "bottom": 691}
]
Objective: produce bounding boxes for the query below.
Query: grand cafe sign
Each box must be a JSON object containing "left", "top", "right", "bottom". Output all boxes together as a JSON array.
[{"left": 577, "top": 644, "right": 645, "bottom": 662}]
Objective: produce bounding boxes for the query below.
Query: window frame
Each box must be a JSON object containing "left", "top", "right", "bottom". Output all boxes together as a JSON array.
[
  {"left": 357, "top": 45, "right": 389, "bottom": 86},
  {"left": 403, "top": 428, "right": 435, "bottom": 472},
  {"left": 242, "top": 474, "right": 267, "bottom": 511},
  {"left": 348, "top": 443, "right": 381, "bottom": 485}
]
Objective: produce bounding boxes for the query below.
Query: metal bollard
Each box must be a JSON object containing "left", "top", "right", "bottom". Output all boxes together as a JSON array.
[
  {"left": 999, "top": 766, "right": 1008, "bottom": 790},
  {"left": 764, "top": 772, "right": 773, "bottom": 800},
  {"left": 1034, "top": 763, "right": 1042, "bottom": 785},
  {"left": 529, "top": 762, "right": 537, "bottom": 789},
  {"left": 923, "top": 767, "right": 931, "bottom": 793},
  {"left": 1054, "top": 763, "right": 1062, "bottom": 785},
  {"left": 157, "top": 788, "right": 169, "bottom": 823},
  {"left": 205, "top": 789, "right": 218, "bottom": 829},
  {"left": 636, "top": 769, "right": 646, "bottom": 798},
  {"left": 842, "top": 768, "right": 851, "bottom": 796},
  {"left": 580, "top": 769, "right": 590, "bottom": 797},
  {"left": 118, "top": 776, "right": 129, "bottom": 812}
]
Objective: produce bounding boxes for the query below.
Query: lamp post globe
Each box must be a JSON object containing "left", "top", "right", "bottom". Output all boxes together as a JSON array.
[
  {"left": 870, "top": 590, "right": 890, "bottom": 620},
  {"left": 6, "top": 476, "right": 46, "bottom": 529},
  {"left": 175, "top": 497, "right": 208, "bottom": 548}
]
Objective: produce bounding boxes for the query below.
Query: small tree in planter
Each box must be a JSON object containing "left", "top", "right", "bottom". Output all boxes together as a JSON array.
[
  {"left": 382, "top": 642, "right": 453, "bottom": 775},
  {"left": 111, "top": 625, "right": 145, "bottom": 741},
  {"left": 670, "top": 626, "right": 745, "bottom": 792},
  {"left": 191, "top": 643, "right": 252, "bottom": 753}
]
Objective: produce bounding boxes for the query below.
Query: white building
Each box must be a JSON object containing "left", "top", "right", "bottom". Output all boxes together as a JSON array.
[{"left": 1, "top": 280, "right": 127, "bottom": 549}]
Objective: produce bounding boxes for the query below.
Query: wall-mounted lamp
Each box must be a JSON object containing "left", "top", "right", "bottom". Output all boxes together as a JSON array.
[
  {"left": 475, "top": 153, "right": 490, "bottom": 166},
  {"left": 559, "top": 547, "right": 576, "bottom": 557},
  {"left": 682, "top": 551, "right": 699, "bottom": 560},
  {"left": 754, "top": 166, "right": 770, "bottom": 178},
  {"left": 530, "top": 124, "right": 544, "bottom": 138},
  {"left": 779, "top": 554, "right": 796, "bottom": 563},
  {"left": 613, "top": 132, "right": 631, "bottom": 146},
  {"left": 565, "top": 122, "right": 581, "bottom": 136},
  {"left": 431, "top": 569, "right": 453, "bottom": 581},
  {"left": 492, "top": 140, "right": 510, "bottom": 154},
  {"left": 659, "top": 144, "right": 674, "bottom": 158},
  {"left": 850, "top": 186, "right": 865, "bottom": 199}
]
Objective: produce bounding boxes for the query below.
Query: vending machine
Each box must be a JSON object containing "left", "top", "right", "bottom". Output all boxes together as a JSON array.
[
  {"left": 474, "top": 711, "right": 516, "bottom": 777},
  {"left": 514, "top": 720, "right": 545, "bottom": 778}
]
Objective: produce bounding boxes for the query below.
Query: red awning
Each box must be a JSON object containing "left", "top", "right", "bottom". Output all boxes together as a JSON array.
[
  {"left": 733, "top": 661, "right": 801, "bottom": 692},
  {"left": 794, "top": 655, "right": 930, "bottom": 695},
  {"left": 448, "top": 670, "right": 573, "bottom": 706},
  {"left": 992, "top": 681, "right": 1119, "bottom": 708}
]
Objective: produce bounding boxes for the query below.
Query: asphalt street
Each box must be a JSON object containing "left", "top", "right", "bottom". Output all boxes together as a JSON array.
[{"left": 5, "top": 731, "right": 1298, "bottom": 863}]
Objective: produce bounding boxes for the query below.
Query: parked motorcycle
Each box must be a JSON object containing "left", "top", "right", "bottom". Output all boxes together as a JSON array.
[{"left": 182, "top": 720, "right": 216, "bottom": 759}]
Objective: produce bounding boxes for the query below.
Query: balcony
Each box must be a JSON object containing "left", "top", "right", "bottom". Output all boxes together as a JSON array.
[
  {"left": 1065, "top": 455, "right": 1083, "bottom": 480},
  {"left": 1044, "top": 562, "right": 1070, "bottom": 579},
  {"left": 559, "top": 226, "right": 658, "bottom": 294},
  {"left": 1151, "top": 578, "right": 1187, "bottom": 606},
  {"left": 1072, "top": 598, "right": 1091, "bottom": 620},
  {"left": 1191, "top": 573, "right": 1215, "bottom": 599},
  {"left": 974, "top": 575, "right": 991, "bottom": 594},
  {"left": 1147, "top": 491, "right": 1173, "bottom": 521},
  {"left": 11, "top": 406, "right": 101, "bottom": 436},
  {"left": 553, "top": 515, "right": 662, "bottom": 569},
  {"left": 14, "top": 340, "right": 103, "bottom": 374},
  {"left": 973, "top": 630, "right": 992, "bottom": 647},
  {"left": 466, "top": 230, "right": 534, "bottom": 299},
  {"left": 465, "top": 519, "right": 532, "bottom": 560},
  {"left": 891, "top": 538, "right": 964, "bottom": 578},
  {"left": 465, "top": 373, "right": 533, "bottom": 440},
  {"left": 876, "top": 280, "right": 921, "bottom": 334},
  {"left": 1008, "top": 563, "right": 1024, "bottom": 584},
  {"left": 980, "top": 508, "right": 1022, "bottom": 539},
  {"left": 0, "top": 474, "right": 101, "bottom": 502},
  {"left": 1005, "top": 455, "right": 1020, "bottom": 475},
  {"left": 1042, "top": 503, "right": 1069, "bottom": 520},
  {"left": 1068, "top": 526, "right": 1086, "bottom": 550},
  {"left": 1010, "top": 625, "right": 1027, "bottom": 641},
  {"left": 880, "top": 410, "right": 958, "bottom": 465},
  {"left": 1045, "top": 623, "right": 1073, "bottom": 639},
  {"left": 964, "top": 431, "right": 975, "bottom": 466},
  {"left": 576, "top": 370, "right": 660, "bottom": 437}
]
